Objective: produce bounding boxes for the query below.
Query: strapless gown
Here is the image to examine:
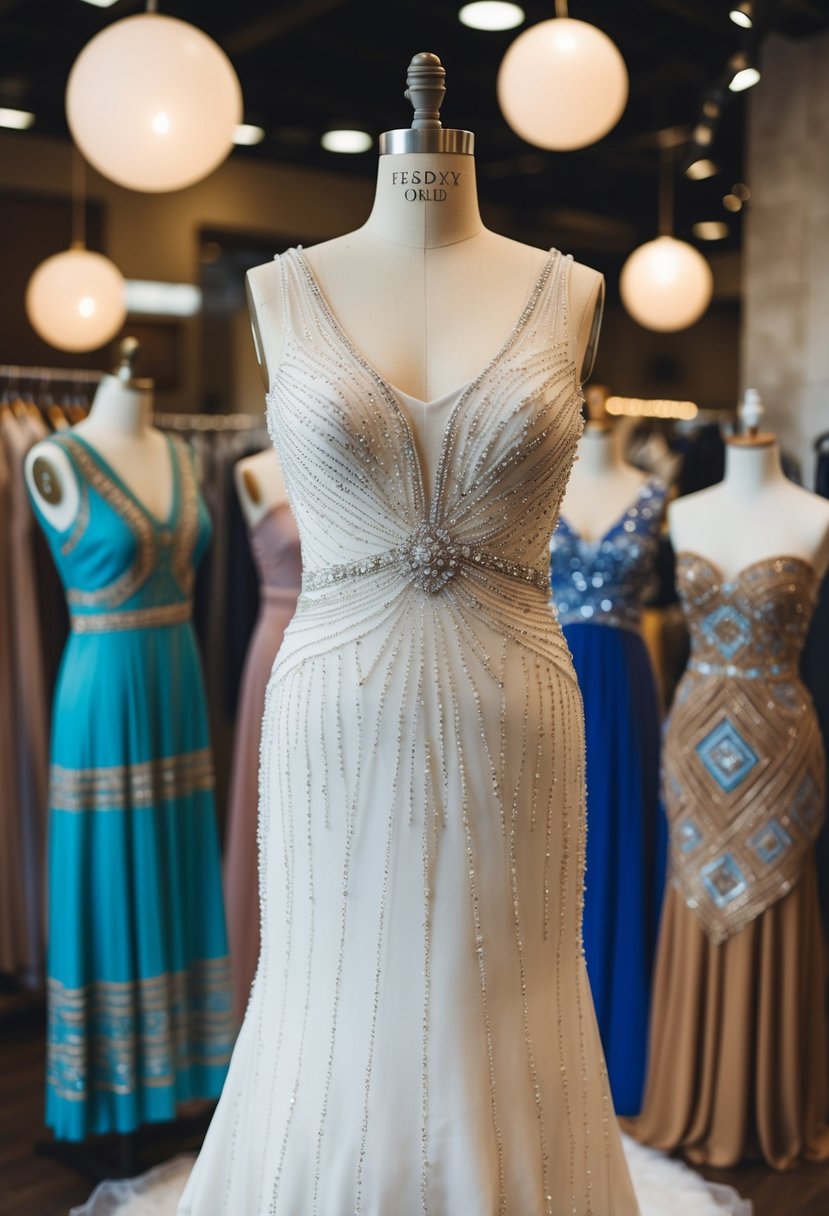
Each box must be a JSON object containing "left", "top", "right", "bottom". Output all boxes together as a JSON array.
[
  {"left": 73, "top": 248, "right": 749, "bottom": 1215},
  {"left": 550, "top": 480, "right": 667, "bottom": 1116},
  {"left": 224, "top": 501, "right": 301, "bottom": 1020},
  {"left": 628, "top": 552, "right": 829, "bottom": 1169}
]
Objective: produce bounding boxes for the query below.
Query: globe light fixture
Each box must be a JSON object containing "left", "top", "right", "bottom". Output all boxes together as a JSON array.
[
  {"left": 26, "top": 245, "right": 126, "bottom": 352},
  {"left": 497, "top": 2, "right": 628, "bottom": 150},
  {"left": 66, "top": 10, "right": 242, "bottom": 192},
  {"left": 620, "top": 237, "right": 713, "bottom": 332},
  {"left": 620, "top": 138, "right": 714, "bottom": 332}
]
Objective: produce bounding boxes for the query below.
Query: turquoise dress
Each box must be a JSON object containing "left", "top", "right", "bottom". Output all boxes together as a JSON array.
[{"left": 30, "top": 431, "right": 234, "bottom": 1142}]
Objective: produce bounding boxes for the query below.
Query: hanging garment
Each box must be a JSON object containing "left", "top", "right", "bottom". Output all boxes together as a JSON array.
[
  {"left": 629, "top": 552, "right": 829, "bottom": 1169},
  {"left": 224, "top": 501, "right": 301, "bottom": 1020},
  {"left": 71, "top": 246, "right": 748, "bottom": 1214},
  {"left": 549, "top": 478, "right": 668, "bottom": 1116},
  {"left": 29, "top": 431, "right": 234, "bottom": 1142},
  {"left": 187, "top": 426, "right": 268, "bottom": 829},
  {"left": 1, "top": 409, "right": 49, "bottom": 987},
  {"left": 0, "top": 420, "right": 27, "bottom": 979}
]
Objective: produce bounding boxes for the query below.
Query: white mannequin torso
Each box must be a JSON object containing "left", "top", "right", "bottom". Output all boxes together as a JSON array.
[
  {"left": 669, "top": 439, "right": 829, "bottom": 580},
  {"left": 24, "top": 375, "right": 171, "bottom": 531},
  {"left": 560, "top": 424, "right": 648, "bottom": 541},
  {"left": 234, "top": 447, "right": 289, "bottom": 528},
  {"left": 246, "top": 152, "right": 604, "bottom": 403}
]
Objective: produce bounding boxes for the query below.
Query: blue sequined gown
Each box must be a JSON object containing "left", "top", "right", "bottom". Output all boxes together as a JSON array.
[
  {"left": 550, "top": 477, "right": 667, "bottom": 1115},
  {"left": 29, "top": 432, "right": 234, "bottom": 1142}
]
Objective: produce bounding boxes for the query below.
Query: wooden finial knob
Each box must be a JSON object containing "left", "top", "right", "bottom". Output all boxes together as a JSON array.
[
  {"left": 404, "top": 52, "right": 446, "bottom": 130},
  {"left": 117, "top": 336, "right": 140, "bottom": 382}
]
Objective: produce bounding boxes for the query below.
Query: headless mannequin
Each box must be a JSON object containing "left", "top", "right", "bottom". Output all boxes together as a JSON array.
[
  {"left": 25, "top": 347, "right": 172, "bottom": 530},
  {"left": 669, "top": 400, "right": 829, "bottom": 581},
  {"left": 560, "top": 388, "right": 647, "bottom": 541},
  {"left": 234, "top": 448, "right": 289, "bottom": 528},
  {"left": 246, "top": 54, "right": 604, "bottom": 416}
]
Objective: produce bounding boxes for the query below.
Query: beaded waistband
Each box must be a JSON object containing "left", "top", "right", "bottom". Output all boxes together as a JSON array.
[
  {"left": 688, "top": 657, "right": 798, "bottom": 680},
  {"left": 303, "top": 523, "right": 549, "bottom": 597},
  {"left": 70, "top": 600, "right": 193, "bottom": 634},
  {"left": 558, "top": 610, "right": 642, "bottom": 634}
]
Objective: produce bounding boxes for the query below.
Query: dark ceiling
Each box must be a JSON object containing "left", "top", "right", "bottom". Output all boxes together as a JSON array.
[{"left": 1, "top": 0, "right": 828, "bottom": 271}]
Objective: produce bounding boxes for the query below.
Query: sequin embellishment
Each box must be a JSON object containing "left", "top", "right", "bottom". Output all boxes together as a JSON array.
[{"left": 665, "top": 552, "right": 825, "bottom": 943}]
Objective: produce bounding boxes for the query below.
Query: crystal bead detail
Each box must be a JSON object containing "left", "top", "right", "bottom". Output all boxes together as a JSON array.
[{"left": 401, "top": 522, "right": 460, "bottom": 594}]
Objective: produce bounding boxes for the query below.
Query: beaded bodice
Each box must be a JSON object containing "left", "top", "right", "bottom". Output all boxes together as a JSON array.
[
  {"left": 550, "top": 477, "right": 666, "bottom": 632},
  {"left": 679, "top": 552, "right": 818, "bottom": 678},
  {"left": 33, "top": 432, "right": 209, "bottom": 634},
  {"left": 666, "top": 552, "right": 825, "bottom": 942},
  {"left": 265, "top": 246, "right": 585, "bottom": 661}
]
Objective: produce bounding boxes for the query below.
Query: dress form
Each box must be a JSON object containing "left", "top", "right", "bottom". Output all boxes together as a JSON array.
[
  {"left": 669, "top": 392, "right": 829, "bottom": 580},
  {"left": 560, "top": 389, "right": 647, "bottom": 541},
  {"left": 247, "top": 53, "right": 604, "bottom": 402},
  {"left": 234, "top": 448, "right": 289, "bottom": 528},
  {"left": 25, "top": 343, "right": 172, "bottom": 533}
]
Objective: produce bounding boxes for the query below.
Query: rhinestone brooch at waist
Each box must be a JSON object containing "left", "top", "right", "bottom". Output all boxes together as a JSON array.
[{"left": 303, "top": 520, "right": 550, "bottom": 596}]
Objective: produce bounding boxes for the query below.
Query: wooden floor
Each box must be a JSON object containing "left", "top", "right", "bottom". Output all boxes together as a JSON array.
[{"left": 3, "top": 1007, "right": 829, "bottom": 1216}]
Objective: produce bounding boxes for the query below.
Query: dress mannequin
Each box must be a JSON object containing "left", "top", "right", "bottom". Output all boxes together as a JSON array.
[
  {"left": 551, "top": 385, "right": 667, "bottom": 1116},
  {"left": 71, "top": 53, "right": 751, "bottom": 1216},
  {"left": 629, "top": 390, "right": 829, "bottom": 1169},
  {"left": 25, "top": 342, "right": 173, "bottom": 529},
  {"left": 669, "top": 392, "right": 829, "bottom": 579},
  {"left": 246, "top": 54, "right": 604, "bottom": 401},
  {"left": 24, "top": 339, "right": 234, "bottom": 1151},
  {"left": 234, "top": 447, "right": 289, "bottom": 527},
  {"left": 560, "top": 389, "right": 647, "bottom": 540}
]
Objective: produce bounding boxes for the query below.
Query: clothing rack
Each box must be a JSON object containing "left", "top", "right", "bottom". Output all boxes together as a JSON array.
[
  {"left": 154, "top": 411, "right": 265, "bottom": 432},
  {"left": 0, "top": 364, "right": 102, "bottom": 388}
]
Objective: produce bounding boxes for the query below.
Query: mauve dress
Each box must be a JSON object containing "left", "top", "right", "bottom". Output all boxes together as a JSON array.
[{"left": 223, "top": 501, "right": 301, "bottom": 1020}]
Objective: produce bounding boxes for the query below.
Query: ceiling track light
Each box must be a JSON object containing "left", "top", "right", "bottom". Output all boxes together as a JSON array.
[
  {"left": 684, "top": 157, "right": 719, "bottom": 181},
  {"left": 728, "top": 50, "right": 761, "bottom": 92},
  {"left": 458, "top": 2, "right": 525, "bottom": 31},
  {"left": 0, "top": 106, "right": 35, "bottom": 130},
  {"left": 729, "top": 3, "right": 753, "bottom": 29}
]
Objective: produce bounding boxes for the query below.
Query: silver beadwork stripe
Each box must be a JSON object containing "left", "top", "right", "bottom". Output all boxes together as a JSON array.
[{"left": 304, "top": 543, "right": 550, "bottom": 595}]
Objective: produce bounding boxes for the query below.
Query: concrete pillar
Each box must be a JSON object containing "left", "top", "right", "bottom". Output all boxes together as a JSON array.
[{"left": 743, "top": 31, "right": 829, "bottom": 487}]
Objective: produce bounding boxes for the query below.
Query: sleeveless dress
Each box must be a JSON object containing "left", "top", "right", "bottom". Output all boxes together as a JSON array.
[
  {"left": 224, "top": 502, "right": 301, "bottom": 1020},
  {"left": 72, "top": 248, "right": 749, "bottom": 1215},
  {"left": 629, "top": 552, "right": 829, "bottom": 1169},
  {"left": 29, "top": 432, "right": 235, "bottom": 1142},
  {"left": 550, "top": 479, "right": 667, "bottom": 1116}
]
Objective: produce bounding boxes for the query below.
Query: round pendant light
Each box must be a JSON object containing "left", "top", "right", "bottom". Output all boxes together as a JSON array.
[
  {"left": 66, "top": 12, "right": 242, "bottom": 193},
  {"left": 497, "top": 12, "right": 628, "bottom": 150},
  {"left": 26, "top": 246, "right": 126, "bottom": 352},
  {"left": 620, "top": 236, "right": 713, "bottom": 332}
]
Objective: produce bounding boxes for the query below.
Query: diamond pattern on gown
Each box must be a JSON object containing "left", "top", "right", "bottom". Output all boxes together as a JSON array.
[
  {"left": 699, "top": 604, "right": 752, "bottom": 660},
  {"left": 665, "top": 552, "right": 825, "bottom": 943},
  {"left": 695, "top": 717, "right": 759, "bottom": 792}
]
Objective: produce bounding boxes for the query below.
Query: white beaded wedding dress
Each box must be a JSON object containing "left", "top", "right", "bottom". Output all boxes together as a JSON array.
[{"left": 74, "top": 247, "right": 749, "bottom": 1216}]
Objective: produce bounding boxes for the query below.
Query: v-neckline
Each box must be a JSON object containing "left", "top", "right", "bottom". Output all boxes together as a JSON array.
[
  {"left": 291, "top": 245, "right": 563, "bottom": 518},
  {"left": 559, "top": 476, "right": 663, "bottom": 547},
  {"left": 294, "top": 245, "right": 559, "bottom": 410},
  {"left": 70, "top": 431, "right": 179, "bottom": 531}
]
